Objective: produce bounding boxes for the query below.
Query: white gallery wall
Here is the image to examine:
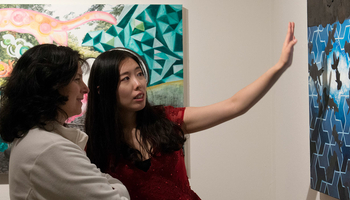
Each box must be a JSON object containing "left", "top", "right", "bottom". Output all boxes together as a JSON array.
[{"left": 0, "top": 0, "right": 337, "bottom": 200}]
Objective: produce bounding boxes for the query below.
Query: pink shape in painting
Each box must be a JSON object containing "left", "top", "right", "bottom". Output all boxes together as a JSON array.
[
  {"left": 39, "top": 23, "right": 51, "bottom": 34},
  {"left": 0, "top": 60, "right": 14, "bottom": 78},
  {"left": 0, "top": 8, "right": 117, "bottom": 46},
  {"left": 11, "top": 10, "right": 30, "bottom": 26}
]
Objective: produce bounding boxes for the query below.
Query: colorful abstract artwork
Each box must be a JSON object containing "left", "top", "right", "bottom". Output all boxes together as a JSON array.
[
  {"left": 308, "top": 0, "right": 350, "bottom": 199},
  {"left": 82, "top": 5, "right": 183, "bottom": 87},
  {"left": 0, "top": 4, "right": 183, "bottom": 173}
]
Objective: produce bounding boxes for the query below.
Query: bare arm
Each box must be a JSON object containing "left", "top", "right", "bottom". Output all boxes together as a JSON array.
[{"left": 182, "top": 22, "right": 297, "bottom": 134}]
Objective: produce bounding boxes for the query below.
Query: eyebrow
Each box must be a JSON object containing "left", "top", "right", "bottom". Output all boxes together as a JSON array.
[{"left": 120, "top": 66, "right": 141, "bottom": 76}]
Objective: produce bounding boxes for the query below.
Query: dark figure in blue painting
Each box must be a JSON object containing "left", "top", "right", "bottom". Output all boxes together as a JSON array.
[
  {"left": 325, "top": 24, "right": 336, "bottom": 56},
  {"left": 332, "top": 125, "right": 342, "bottom": 151},
  {"left": 309, "top": 59, "right": 324, "bottom": 83},
  {"left": 308, "top": 42, "right": 313, "bottom": 54},
  {"left": 344, "top": 40, "right": 350, "bottom": 80},
  {"left": 84, "top": 22, "right": 297, "bottom": 200},
  {"left": 328, "top": 96, "right": 339, "bottom": 113},
  {"left": 331, "top": 52, "right": 340, "bottom": 70},
  {"left": 345, "top": 41, "right": 350, "bottom": 56},
  {"left": 331, "top": 53, "right": 342, "bottom": 90},
  {"left": 335, "top": 69, "right": 342, "bottom": 90},
  {"left": 326, "top": 151, "right": 338, "bottom": 181},
  {"left": 0, "top": 44, "right": 129, "bottom": 200}
]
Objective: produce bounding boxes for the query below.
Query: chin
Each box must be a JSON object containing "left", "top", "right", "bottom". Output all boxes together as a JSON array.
[
  {"left": 71, "top": 110, "right": 82, "bottom": 117},
  {"left": 133, "top": 104, "right": 146, "bottom": 112},
  {"left": 136, "top": 106, "right": 146, "bottom": 112}
]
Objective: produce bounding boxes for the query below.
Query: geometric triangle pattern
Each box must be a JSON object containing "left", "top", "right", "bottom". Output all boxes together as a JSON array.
[{"left": 82, "top": 4, "right": 183, "bottom": 86}]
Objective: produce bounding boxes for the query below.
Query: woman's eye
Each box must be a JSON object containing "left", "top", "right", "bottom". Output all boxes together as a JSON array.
[
  {"left": 121, "top": 77, "right": 129, "bottom": 81},
  {"left": 137, "top": 72, "right": 144, "bottom": 76}
]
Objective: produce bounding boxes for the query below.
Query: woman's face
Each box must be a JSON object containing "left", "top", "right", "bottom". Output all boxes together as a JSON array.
[
  {"left": 58, "top": 65, "right": 89, "bottom": 120},
  {"left": 117, "top": 57, "right": 147, "bottom": 114}
]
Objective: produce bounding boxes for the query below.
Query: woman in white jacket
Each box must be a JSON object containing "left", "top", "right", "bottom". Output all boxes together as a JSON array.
[{"left": 0, "top": 44, "right": 130, "bottom": 200}]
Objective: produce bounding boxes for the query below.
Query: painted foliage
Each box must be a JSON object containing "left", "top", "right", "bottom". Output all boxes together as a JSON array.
[
  {"left": 0, "top": 4, "right": 183, "bottom": 173},
  {"left": 308, "top": 0, "right": 350, "bottom": 199}
]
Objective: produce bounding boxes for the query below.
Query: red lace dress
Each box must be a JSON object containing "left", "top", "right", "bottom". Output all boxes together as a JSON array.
[{"left": 107, "top": 106, "right": 201, "bottom": 200}]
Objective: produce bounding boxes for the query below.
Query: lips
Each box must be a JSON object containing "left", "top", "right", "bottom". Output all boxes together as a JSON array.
[
  {"left": 77, "top": 98, "right": 84, "bottom": 103},
  {"left": 134, "top": 93, "right": 144, "bottom": 99}
]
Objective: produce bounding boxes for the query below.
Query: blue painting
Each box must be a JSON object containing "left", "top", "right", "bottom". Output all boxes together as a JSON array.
[{"left": 308, "top": 0, "right": 350, "bottom": 199}]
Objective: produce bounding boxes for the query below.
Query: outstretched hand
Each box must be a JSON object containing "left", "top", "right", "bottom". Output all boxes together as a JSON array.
[
  {"left": 181, "top": 22, "right": 298, "bottom": 134},
  {"left": 278, "top": 22, "right": 297, "bottom": 69}
]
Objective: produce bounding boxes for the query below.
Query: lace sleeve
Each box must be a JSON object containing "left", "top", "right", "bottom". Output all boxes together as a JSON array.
[{"left": 163, "top": 106, "right": 186, "bottom": 126}]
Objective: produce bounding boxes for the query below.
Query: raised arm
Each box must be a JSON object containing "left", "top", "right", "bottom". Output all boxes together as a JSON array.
[{"left": 182, "top": 22, "right": 297, "bottom": 134}]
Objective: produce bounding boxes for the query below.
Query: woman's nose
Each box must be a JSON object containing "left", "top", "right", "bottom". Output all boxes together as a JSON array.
[
  {"left": 82, "top": 81, "right": 89, "bottom": 94},
  {"left": 133, "top": 77, "right": 141, "bottom": 88}
]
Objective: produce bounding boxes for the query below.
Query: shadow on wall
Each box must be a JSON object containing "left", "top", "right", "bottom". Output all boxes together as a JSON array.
[
  {"left": 0, "top": 174, "right": 8, "bottom": 184},
  {"left": 307, "top": 186, "right": 338, "bottom": 200}
]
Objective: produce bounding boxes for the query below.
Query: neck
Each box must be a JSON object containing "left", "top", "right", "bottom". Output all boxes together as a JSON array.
[
  {"left": 120, "top": 110, "right": 151, "bottom": 159},
  {"left": 122, "top": 112, "right": 136, "bottom": 129},
  {"left": 121, "top": 110, "right": 137, "bottom": 135},
  {"left": 57, "top": 112, "right": 67, "bottom": 125}
]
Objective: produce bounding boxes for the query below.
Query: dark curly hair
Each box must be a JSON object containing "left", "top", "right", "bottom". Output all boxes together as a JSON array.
[
  {"left": 85, "top": 48, "right": 186, "bottom": 172},
  {"left": 0, "top": 44, "right": 84, "bottom": 142}
]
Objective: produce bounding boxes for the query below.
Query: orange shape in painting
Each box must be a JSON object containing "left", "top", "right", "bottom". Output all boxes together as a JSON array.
[{"left": 0, "top": 8, "right": 117, "bottom": 46}]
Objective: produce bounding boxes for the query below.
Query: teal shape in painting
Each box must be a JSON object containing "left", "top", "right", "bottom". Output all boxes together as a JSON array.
[
  {"left": 164, "top": 74, "right": 183, "bottom": 83},
  {"left": 154, "top": 59, "right": 165, "bottom": 69},
  {"left": 150, "top": 69, "right": 163, "bottom": 84},
  {"left": 168, "top": 12, "right": 180, "bottom": 24},
  {"left": 157, "top": 21, "right": 170, "bottom": 34},
  {"left": 141, "top": 10, "right": 154, "bottom": 24},
  {"left": 154, "top": 50, "right": 169, "bottom": 60},
  {"left": 145, "top": 27, "right": 156, "bottom": 38},
  {"left": 174, "top": 68, "right": 183, "bottom": 78},
  {"left": 131, "top": 32, "right": 144, "bottom": 42},
  {"left": 141, "top": 43, "right": 152, "bottom": 51},
  {"left": 153, "top": 38, "right": 163, "bottom": 48},
  {"left": 82, "top": 4, "right": 183, "bottom": 86},
  {"left": 93, "top": 31, "right": 103, "bottom": 45},
  {"left": 142, "top": 32, "right": 154, "bottom": 42},
  {"left": 175, "top": 20, "right": 183, "bottom": 35},
  {"left": 82, "top": 33, "right": 93, "bottom": 46},
  {"left": 0, "top": 138, "right": 8, "bottom": 152},
  {"left": 156, "top": 5, "right": 168, "bottom": 19},
  {"left": 106, "top": 25, "right": 118, "bottom": 37},
  {"left": 173, "top": 64, "right": 183, "bottom": 74},
  {"left": 113, "top": 37, "right": 124, "bottom": 48}
]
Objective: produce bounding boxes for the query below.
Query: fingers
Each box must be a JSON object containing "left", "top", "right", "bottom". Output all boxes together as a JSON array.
[
  {"left": 290, "top": 22, "right": 297, "bottom": 46},
  {"left": 286, "top": 22, "right": 297, "bottom": 47},
  {"left": 278, "top": 22, "right": 297, "bottom": 67},
  {"left": 291, "top": 22, "right": 294, "bottom": 40},
  {"left": 284, "top": 22, "right": 293, "bottom": 45}
]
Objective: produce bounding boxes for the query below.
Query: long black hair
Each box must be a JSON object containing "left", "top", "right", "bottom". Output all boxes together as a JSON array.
[
  {"left": 85, "top": 48, "right": 186, "bottom": 172},
  {"left": 0, "top": 44, "right": 84, "bottom": 142}
]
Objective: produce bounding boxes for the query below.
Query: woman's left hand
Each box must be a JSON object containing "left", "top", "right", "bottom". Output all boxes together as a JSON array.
[{"left": 278, "top": 22, "right": 297, "bottom": 69}]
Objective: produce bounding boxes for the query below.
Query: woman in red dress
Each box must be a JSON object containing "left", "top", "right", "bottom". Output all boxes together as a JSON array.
[{"left": 85, "top": 22, "right": 297, "bottom": 199}]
